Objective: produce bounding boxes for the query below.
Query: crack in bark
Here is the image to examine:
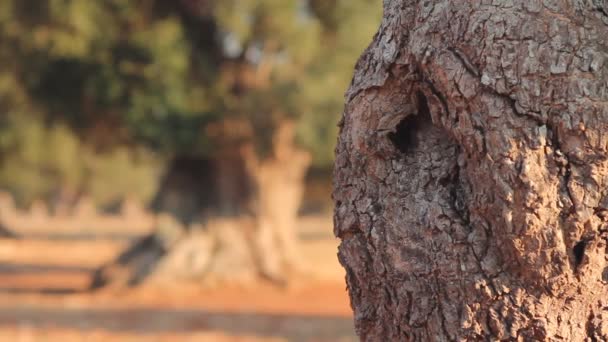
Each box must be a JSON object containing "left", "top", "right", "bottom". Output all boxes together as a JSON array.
[
  {"left": 432, "top": 273, "right": 455, "bottom": 342},
  {"left": 586, "top": 311, "right": 598, "bottom": 342},
  {"left": 541, "top": 121, "right": 579, "bottom": 273},
  {"left": 447, "top": 47, "right": 480, "bottom": 77}
]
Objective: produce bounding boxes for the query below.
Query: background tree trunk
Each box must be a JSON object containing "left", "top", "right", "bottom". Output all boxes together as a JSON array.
[
  {"left": 92, "top": 121, "right": 311, "bottom": 288},
  {"left": 246, "top": 121, "right": 312, "bottom": 282},
  {"left": 91, "top": 150, "right": 261, "bottom": 288},
  {"left": 334, "top": 1, "right": 608, "bottom": 340},
  {"left": 0, "top": 222, "right": 16, "bottom": 238},
  {"left": 0, "top": 192, "right": 18, "bottom": 238}
]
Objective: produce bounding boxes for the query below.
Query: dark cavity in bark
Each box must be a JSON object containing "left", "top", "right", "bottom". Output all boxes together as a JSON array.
[
  {"left": 573, "top": 239, "right": 587, "bottom": 269},
  {"left": 388, "top": 92, "right": 431, "bottom": 154}
]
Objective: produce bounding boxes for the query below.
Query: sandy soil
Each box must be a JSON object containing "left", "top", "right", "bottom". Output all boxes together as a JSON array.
[
  {"left": 0, "top": 282, "right": 355, "bottom": 342},
  {"left": 0, "top": 216, "right": 355, "bottom": 342}
]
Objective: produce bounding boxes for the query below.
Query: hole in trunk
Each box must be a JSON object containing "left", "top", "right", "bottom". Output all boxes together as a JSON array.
[
  {"left": 388, "top": 92, "right": 431, "bottom": 154},
  {"left": 388, "top": 115, "right": 420, "bottom": 153},
  {"left": 573, "top": 239, "right": 587, "bottom": 267}
]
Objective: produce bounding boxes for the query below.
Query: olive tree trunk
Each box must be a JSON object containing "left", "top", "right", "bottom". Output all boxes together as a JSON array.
[
  {"left": 333, "top": 1, "right": 608, "bottom": 340},
  {"left": 92, "top": 121, "right": 311, "bottom": 288},
  {"left": 245, "top": 121, "right": 312, "bottom": 282},
  {"left": 0, "top": 192, "right": 18, "bottom": 238}
]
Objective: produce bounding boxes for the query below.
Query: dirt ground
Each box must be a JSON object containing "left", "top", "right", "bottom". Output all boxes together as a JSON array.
[{"left": 0, "top": 216, "right": 355, "bottom": 342}]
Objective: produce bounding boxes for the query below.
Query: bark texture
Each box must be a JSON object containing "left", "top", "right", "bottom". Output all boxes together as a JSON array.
[{"left": 333, "top": 1, "right": 608, "bottom": 340}]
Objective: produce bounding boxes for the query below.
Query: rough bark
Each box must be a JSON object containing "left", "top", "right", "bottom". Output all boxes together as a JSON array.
[{"left": 333, "top": 1, "right": 608, "bottom": 340}]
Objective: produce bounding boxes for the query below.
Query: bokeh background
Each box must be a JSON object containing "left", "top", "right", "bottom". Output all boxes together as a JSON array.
[{"left": 0, "top": 1, "right": 381, "bottom": 341}]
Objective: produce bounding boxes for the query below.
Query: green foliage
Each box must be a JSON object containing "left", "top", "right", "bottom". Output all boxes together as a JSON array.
[
  {"left": 0, "top": 0, "right": 381, "bottom": 206},
  {"left": 297, "top": 0, "right": 382, "bottom": 165},
  {"left": 0, "top": 113, "right": 161, "bottom": 207}
]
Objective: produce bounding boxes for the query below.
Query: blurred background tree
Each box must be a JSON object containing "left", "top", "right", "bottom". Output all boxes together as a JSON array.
[
  {"left": 0, "top": 0, "right": 381, "bottom": 284},
  {"left": 0, "top": 0, "right": 380, "bottom": 206}
]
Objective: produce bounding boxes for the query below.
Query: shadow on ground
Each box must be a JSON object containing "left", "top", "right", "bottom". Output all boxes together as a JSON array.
[{"left": 0, "top": 307, "right": 356, "bottom": 341}]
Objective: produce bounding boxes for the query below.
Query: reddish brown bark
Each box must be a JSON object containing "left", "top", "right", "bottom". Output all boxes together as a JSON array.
[{"left": 334, "top": 1, "right": 608, "bottom": 340}]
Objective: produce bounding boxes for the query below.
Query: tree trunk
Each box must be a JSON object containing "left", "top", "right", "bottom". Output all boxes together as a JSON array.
[
  {"left": 333, "top": 1, "right": 608, "bottom": 340},
  {"left": 0, "top": 191, "right": 18, "bottom": 238},
  {"left": 0, "top": 222, "right": 16, "bottom": 238},
  {"left": 92, "top": 121, "right": 311, "bottom": 288},
  {"left": 246, "top": 121, "right": 312, "bottom": 282},
  {"left": 91, "top": 153, "right": 259, "bottom": 288}
]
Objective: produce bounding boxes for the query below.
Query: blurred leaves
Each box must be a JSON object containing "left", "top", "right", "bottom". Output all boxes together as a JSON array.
[
  {"left": 0, "top": 0, "right": 381, "bottom": 206},
  {"left": 0, "top": 114, "right": 161, "bottom": 207}
]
